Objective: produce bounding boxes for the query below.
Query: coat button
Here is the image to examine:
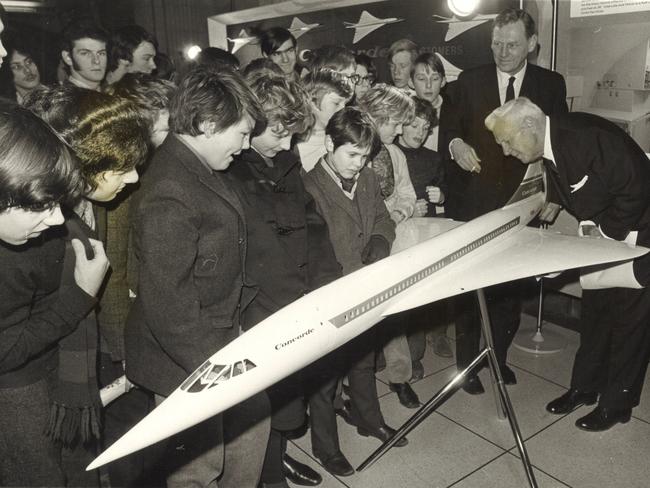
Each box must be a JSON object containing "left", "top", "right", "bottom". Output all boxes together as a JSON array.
[{"left": 238, "top": 237, "right": 244, "bottom": 245}]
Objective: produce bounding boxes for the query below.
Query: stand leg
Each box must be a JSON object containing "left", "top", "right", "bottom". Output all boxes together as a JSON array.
[
  {"left": 357, "top": 349, "right": 489, "bottom": 472},
  {"left": 358, "top": 289, "right": 539, "bottom": 488},
  {"left": 513, "top": 278, "right": 567, "bottom": 354},
  {"left": 476, "top": 289, "right": 538, "bottom": 488}
]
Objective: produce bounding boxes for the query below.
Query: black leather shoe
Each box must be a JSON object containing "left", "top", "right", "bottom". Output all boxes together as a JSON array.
[
  {"left": 389, "top": 382, "right": 421, "bottom": 408},
  {"left": 501, "top": 365, "right": 517, "bottom": 385},
  {"left": 575, "top": 406, "right": 631, "bottom": 431},
  {"left": 282, "top": 454, "right": 322, "bottom": 486},
  {"left": 462, "top": 374, "right": 485, "bottom": 395},
  {"left": 357, "top": 424, "right": 408, "bottom": 447},
  {"left": 317, "top": 451, "right": 354, "bottom": 477},
  {"left": 546, "top": 389, "right": 598, "bottom": 414},
  {"left": 334, "top": 399, "right": 355, "bottom": 427}
]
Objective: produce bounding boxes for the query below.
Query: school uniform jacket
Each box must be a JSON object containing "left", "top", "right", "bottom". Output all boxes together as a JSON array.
[{"left": 303, "top": 160, "right": 395, "bottom": 276}]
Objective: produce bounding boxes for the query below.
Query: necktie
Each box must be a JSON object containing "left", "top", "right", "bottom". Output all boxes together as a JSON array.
[
  {"left": 371, "top": 145, "right": 395, "bottom": 199},
  {"left": 340, "top": 177, "right": 356, "bottom": 193},
  {"left": 505, "top": 76, "right": 515, "bottom": 103}
]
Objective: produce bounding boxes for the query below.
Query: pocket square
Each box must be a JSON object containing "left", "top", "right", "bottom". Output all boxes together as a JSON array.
[{"left": 570, "top": 175, "right": 589, "bottom": 193}]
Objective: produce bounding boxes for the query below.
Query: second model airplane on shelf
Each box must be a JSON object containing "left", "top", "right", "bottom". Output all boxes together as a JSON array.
[{"left": 88, "top": 161, "right": 647, "bottom": 470}]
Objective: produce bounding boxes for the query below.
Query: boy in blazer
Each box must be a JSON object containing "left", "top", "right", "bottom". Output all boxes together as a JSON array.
[{"left": 125, "top": 66, "right": 270, "bottom": 487}]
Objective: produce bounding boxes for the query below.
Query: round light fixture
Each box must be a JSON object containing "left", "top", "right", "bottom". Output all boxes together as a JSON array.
[
  {"left": 186, "top": 45, "right": 202, "bottom": 60},
  {"left": 447, "top": 0, "right": 480, "bottom": 17}
]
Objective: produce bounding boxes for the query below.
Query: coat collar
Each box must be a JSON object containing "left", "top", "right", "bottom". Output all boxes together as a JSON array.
[{"left": 162, "top": 134, "right": 247, "bottom": 223}]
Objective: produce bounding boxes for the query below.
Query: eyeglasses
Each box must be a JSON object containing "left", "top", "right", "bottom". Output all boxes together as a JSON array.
[
  {"left": 358, "top": 75, "right": 375, "bottom": 86},
  {"left": 346, "top": 74, "right": 361, "bottom": 85}
]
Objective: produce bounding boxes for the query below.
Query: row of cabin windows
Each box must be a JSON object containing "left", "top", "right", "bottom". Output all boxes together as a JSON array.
[
  {"left": 181, "top": 358, "right": 257, "bottom": 393},
  {"left": 338, "top": 223, "right": 516, "bottom": 325}
]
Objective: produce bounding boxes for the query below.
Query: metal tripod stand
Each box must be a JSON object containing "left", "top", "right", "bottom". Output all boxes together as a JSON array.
[{"left": 357, "top": 288, "right": 539, "bottom": 488}]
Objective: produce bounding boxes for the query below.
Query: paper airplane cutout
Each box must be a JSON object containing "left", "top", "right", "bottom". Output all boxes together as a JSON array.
[
  {"left": 227, "top": 29, "right": 258, "bottom": 54},
  {"left": 87, "top": 162, "right": 647, "bottom": 471},
  {"left": 433, "top": 14, "right": 497, "bottom": 41},
  {"left": 344, "top": 10, "right": 404, "bottom": 44},
  {"left": 288, "top": 17, "right": 321, "bottom": 39}
]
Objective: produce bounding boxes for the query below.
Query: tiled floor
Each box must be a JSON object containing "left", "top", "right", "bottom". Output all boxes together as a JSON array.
[{"left": 286, "top": 314, "right": 650, "bottom": 488}]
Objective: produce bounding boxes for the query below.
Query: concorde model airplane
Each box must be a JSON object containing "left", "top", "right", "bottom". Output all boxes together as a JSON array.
[
  {"left": 227, "top": 29, "right": 257, "bottom": 53},
  {"left": 433, "top": 14, "right": 497, "bottom": 41},
  {"left": 288, "top": 17, "right": 321, "bottom": 39},
  {"left": 344, "top": 11, "right": 404, "bottom": 44},
  {"left": 88, "top": 162, "right": 647, "bottom": 470}
]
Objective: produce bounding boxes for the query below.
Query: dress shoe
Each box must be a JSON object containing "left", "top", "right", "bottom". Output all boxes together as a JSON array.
[
  {"left": 546, "top": 389, "right": 598, "bottom": 415},
  {"left": 317, "top": 451, "right": 354, "bottom": 477},
  {"left": 432, "top": 335, "right": 453, "bottom": 358},
  {"left": 334, "top": 399, "right": 355, "bottom": 427},
  {"left": 462, "top": 374, "right": 485, "bottom": 395},
  {"left": 575, "top": 406, "right": 631, "bottom": 431},
  {"left": 282, "top": 454, "right": 322, "bottom": 486},
  {"left": 500, "top": 365, "right": 517, "bottom": 385},
  {"left": 410, "top": 360, "right": 424, "bottom": 382},
  {"left": 389, "top": 382, "right": 421, "bottom": 408},
  {"left": 357, "top": 424, "right": 408, "bottom": 447}
]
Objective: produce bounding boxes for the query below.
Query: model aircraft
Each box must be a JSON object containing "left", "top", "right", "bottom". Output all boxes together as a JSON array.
[
  {"left": 87, "top": 161, "right": 647, "bottom": 470},
  {"left": 344, "top": 11, "right": 404, "bottom": 44},
  {"left": 433, "top": 14, "right": 496, "bottom": 41},
  {"left": 288, "top": 17, "right": 321, "bottom": 39},
  {"left": 432, "top": 52, "right": 463, "bottom": 81},
  {"left": 227, "top": 29, "right": 257, "bottom": 54}
]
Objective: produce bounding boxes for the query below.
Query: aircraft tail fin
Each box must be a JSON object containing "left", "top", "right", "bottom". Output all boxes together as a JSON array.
[{"left": 505, "top": 160, "right": 545, "bottom": 206}]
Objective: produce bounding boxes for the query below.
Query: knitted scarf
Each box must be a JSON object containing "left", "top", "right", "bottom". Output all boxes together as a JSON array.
[{"left": 45, "top": 215, "right": 101, "bottom": 446}]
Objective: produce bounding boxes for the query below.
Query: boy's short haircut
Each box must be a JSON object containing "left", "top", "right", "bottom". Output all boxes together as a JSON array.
[
  {"left": 108, "top": 24, "right": 158, "bottom": 72},
  {"left": 25, "top": 84, "right": 150, "bottom": 192},
  {"left": 326, "top": 106, "right": 381, "bottom": 161},
  {"left": 411, "top": 52, "right": 445, "bottom": 79},
  {"left": 169, "top": 64, "right": 264, "bottom": 137},
  {"left": 0, "top": 100, "right": 82, "bottom": 211},
  {"left": 105, "top": 72, "right": 176, "bottom": 124},
  {"left": 357, "top": 83, "right": 415, "bottom": 126},
  {"left": 411, "top": 96, "right": 438, "bottom": 128},
  {"left": 195, "top": 47, "right": 240, "bottom": 71},
  {"left": 307, "top": 45, "right": 355, "bottom": 73},
  {"left": 61, "top": 20, "right": 109, "bottom": 54},
  {"left": 259, "top": 27, "right": 297, "bottom": 56},
  {"left": 246, "top": 74, "right": 312, "bottom": 136},
  {"left": 387, "top": 39, "right": 418, "bottom": 62},
  {"left": 242, "top": 57, "right": 283, "bottom": 81},
  {"left": 302, "top": 69, "right": 352, "bottom": 109}
]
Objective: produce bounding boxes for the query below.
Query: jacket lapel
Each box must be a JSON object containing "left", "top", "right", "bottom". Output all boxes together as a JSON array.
[{"left": 166, "top": 136, "right": 247, "bottom": 224}]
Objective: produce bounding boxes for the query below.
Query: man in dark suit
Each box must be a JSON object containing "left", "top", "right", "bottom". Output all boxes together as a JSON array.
[
  {"left": 440, "top": 8, "right": 568, "bottom": 393},
  {"left": 125, "top": 65, "right": 270, "bottom": 487},
  {"left": 486, "top": 96, "right": 650, "bottom": 431}
]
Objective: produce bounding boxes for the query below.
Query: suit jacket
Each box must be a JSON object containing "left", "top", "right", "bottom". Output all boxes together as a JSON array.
[
  {"left": 228, "top": 149, "right": 341, "bottom": 330},
  {"left": 303, "top": 160, "right": 395, "bottom": 275},
  {"left": 545, "top": 112, "right": 650, "bottom": 285},
  {"left": 441, "top": 63, "right": 567, "bottom": 221},
  {"left": 125, "top": 135, "right": 253, "bottom": 396}
]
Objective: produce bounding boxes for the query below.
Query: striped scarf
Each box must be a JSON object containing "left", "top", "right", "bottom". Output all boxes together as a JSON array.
[{"left": 45, "top": 215, "right": 101, "bottom": 446}]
